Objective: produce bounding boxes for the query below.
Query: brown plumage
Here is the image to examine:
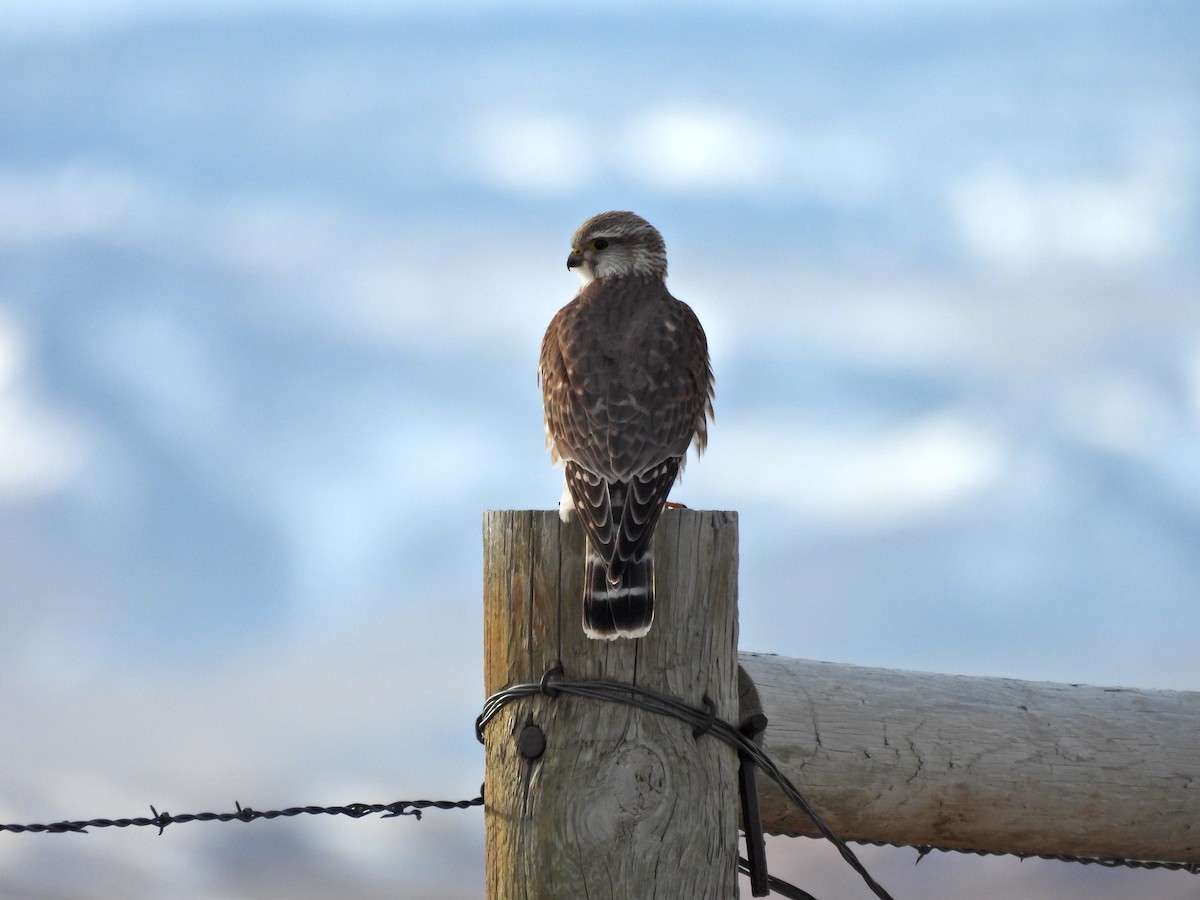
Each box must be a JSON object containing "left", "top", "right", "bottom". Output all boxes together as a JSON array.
[{"left": 539, "top": 211, "right": 713, "bottom": 639}]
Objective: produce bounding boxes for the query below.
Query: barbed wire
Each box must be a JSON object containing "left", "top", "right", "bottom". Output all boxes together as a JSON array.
[
  {"left": 0, "top": 792, "right": 825, "bottom": 899},
  {"left": 3, "top": 664, "right": 1195, "bottom": 900},
  {"left": 901, "top": 842, "right": 1200, "bottom": 875},
  {"left": 0, "top": 797, "right": 483, "bottom": 836}
]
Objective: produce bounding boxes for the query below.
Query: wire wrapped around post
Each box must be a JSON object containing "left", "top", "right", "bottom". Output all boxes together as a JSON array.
[{"left": 481, "top": 509, "right": 741, "bottom": 900}]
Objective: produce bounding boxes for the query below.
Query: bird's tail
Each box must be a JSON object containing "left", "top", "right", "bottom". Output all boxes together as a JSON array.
[{"left": 583, "top": 548, "right": 654, "bottom": 640}]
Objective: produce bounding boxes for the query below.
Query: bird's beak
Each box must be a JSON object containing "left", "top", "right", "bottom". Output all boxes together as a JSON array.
[{"left": 567, "top": 251, "right": 584, "bottom": 270}]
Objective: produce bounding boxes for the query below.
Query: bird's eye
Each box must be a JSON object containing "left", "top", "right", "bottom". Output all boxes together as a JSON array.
[{"left": 592, "top": 238, "right": 610, "bottom": 250}]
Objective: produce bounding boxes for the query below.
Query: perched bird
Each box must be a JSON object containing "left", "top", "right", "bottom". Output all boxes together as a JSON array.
[{"left": 539, "top": 211, "right": 714, "bottom": 640}]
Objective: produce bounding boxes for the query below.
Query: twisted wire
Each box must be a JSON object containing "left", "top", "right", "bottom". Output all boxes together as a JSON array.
[
  {"left": 477, "top": 666, "right": 896, "bottom": 900},
  {"left": 0, "top": 797, "right": 483, "bottom": 835},
  {"left": 738, "top": 855, "right": 819, "bottom": 900}
]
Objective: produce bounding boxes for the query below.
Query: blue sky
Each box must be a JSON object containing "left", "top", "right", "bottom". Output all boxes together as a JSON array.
[{"left": 1, "top": 1, "right": 1198, "bottom": 897}]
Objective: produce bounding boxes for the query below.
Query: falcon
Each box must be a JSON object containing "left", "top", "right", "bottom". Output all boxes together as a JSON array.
[{"left": 539, "top": 211, "right": 714, "bottom": 640}]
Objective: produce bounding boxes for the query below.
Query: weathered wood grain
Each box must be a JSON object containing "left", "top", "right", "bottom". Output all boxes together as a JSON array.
[
  {"left": 483, "top": 510, "right": 740, "bottom": 900},
  {"left": 739, "top": 653, "right": 1200, "bottom": 864}
]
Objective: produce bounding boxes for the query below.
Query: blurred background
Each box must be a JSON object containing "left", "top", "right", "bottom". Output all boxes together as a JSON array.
[{"left": 1, "top": 0, "right": 1198, "bottom": 897}]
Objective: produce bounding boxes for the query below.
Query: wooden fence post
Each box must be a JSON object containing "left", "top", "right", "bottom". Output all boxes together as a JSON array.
[
  {"left": 738, "top": 653, "right": 1200, "bottom": 865},
  {"left": 482, "top": 509, "right": 740, "bottom": 900}
]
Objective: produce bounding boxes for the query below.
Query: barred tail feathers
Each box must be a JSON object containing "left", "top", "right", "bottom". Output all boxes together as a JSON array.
[{"left": 582, "top": 549, "right": 654, "bottom": 640}]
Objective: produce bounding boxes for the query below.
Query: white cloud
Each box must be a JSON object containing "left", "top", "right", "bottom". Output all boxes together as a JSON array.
[
  {"left": 0, "top": 160, "right": 158, "bottom": 246},
  {"left": 465, "top": 107, "right": 893, "bottom": 201},
  {"left": 468, "top": 114, "right": 595, "bottom": 194},
  {"left": 623, "top": 108, "right": 774, "bottom": 192},
  {"left": 946, "top": 166, "right": 1189, "bottom": 271},
  {"left": 1059, "top": 373, "right": 1176, "bottom": 457},
  {"left": 0, "top": 162, "right": 558, "bottom": 352},
  {"left": 0, "top": 310, "right": 90, "bottom": 503},
  {"left": 698, "top": 413, "right": 1007, "bottom": 530}
]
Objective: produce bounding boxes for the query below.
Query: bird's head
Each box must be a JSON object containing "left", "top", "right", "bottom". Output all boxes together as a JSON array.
[{"left": 567, "top": 211, "right": 668, "bottom": 284}]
